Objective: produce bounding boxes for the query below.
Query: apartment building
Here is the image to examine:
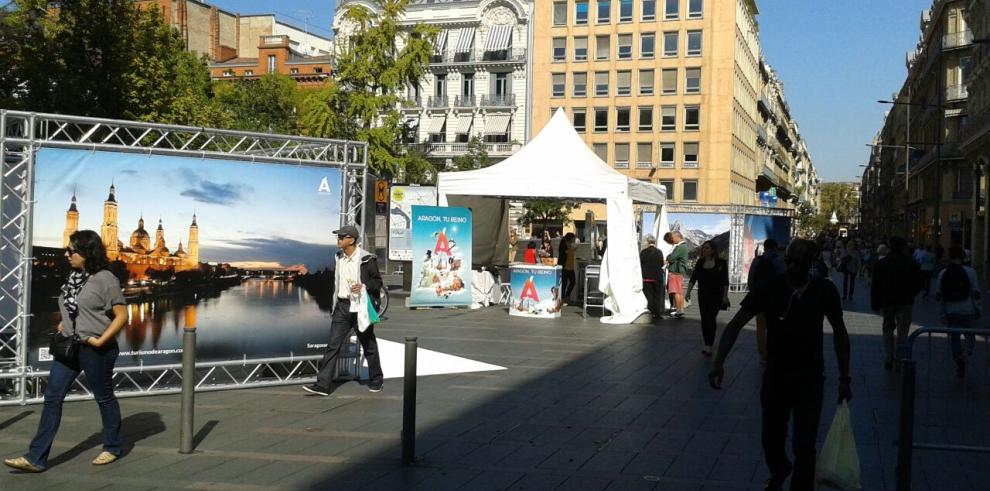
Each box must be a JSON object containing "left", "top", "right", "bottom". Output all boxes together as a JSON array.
[
  {"left": 960, "top": 0, "right": 989, "bottom": 274},
  {"left": 333, "top": 0, "right": 531, "bottom": 167}
]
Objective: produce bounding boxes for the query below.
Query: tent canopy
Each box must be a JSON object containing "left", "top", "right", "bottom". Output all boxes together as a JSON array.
[{"left": 437, "top": 109, "right": 666, "bottom": 324}]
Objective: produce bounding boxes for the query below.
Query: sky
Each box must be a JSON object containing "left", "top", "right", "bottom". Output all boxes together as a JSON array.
[
  {"left": 209, "top": 0, "right": 933, "bottom": 183},
  {"left": 34, "top": 149, "right": 343, "bottom": 271}
]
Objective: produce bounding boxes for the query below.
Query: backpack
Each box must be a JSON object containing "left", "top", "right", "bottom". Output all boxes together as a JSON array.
[
  {"left": 748, "top": 254, "right": 776, "bottom": 291},
  {"left": 941, "top": 265, "right": 972, "bottom": 302}
]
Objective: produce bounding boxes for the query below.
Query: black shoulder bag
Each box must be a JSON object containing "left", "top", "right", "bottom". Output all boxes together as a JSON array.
[{"left": 49, "top": 319, "right": 81, "bottom": 370}]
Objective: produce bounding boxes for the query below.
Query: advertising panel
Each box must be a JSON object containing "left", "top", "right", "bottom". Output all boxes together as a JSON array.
[
  {"left": 409, "top": 205, "right": 472, "bottom": 307},
  {"left": 29, "top": 148, "right": 342, "bottom": 367},
  {"left": 388, "top": 186, "right": 437, "bottom": 261},
  {"left": 741, "top": 215, "right": 792, "bottom": 278},
  {"left": 508, "top": 265, "right": 563, "bottom": 318},
  {"left": 667, "top": 213, "right": 732, "bottom": 276}
]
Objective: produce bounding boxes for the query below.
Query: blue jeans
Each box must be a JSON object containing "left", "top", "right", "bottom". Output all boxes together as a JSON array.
[
  {"left": 946, "top": 313, "right": 977, "bottom": 363},
  {"left": 26, "top": 343, "right": 122, "bottom": 468}
]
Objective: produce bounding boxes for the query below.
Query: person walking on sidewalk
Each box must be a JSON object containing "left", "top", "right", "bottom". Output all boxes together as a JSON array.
[
  {"left": 686, "top": 241, "right": 730, "bottom": 356},
  {"left": 640, "top": 235, "right": 666, "bottom": 319},
  {"left": 305, "top": 225, "right": 385, "bottom": 396},
  {"left": 839, "top": 241, "right": 861, "bottom": 301},
  {"left": 5, "top": 230, "right": 128, "bottom": 473},
  {"left": 936, "top": 246, "right": 982, "bottom": 378},
  {"left": 559, "top": 233, "right": 577, "bottom": 302},
  {"left": 749, "top": 239, "right": 786, "bottom": 364},
  {"left": 666, "top": 231, "right": 689, "bottom": 318},
  {"left": 917, "top": 245, "right": 937, "bottom": 300},
  {"left": 871, "top": 236, "right": 921, "bottom": 371},
  {"left": 709, "top": 239, "right": 852, "bottom": 491}
]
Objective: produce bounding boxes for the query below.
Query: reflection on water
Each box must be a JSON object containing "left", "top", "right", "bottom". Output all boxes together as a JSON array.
[{"left": 29, "top": 279, "right": 331, "bottom": 367}]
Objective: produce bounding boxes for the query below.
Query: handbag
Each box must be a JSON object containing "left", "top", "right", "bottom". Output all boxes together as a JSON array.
[{"left": 49, "top": 319, "right": 81, "bottom": 370}]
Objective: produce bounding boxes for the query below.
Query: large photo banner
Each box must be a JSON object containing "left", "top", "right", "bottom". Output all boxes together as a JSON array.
[
  {"left": 666, "top": 213, "right": 732, "bottom": 276},
  {"left": 409, "top": 205, "right": 472, "bottom": 307},
  {"left": 388, "top": 185, "right": 437, "bottom": 261},
  {"left": 741, "top": 215, "right": 792, "bottom": 278},
  {"left": 30, "top": 148, "right": 343, "bottom": 368}
]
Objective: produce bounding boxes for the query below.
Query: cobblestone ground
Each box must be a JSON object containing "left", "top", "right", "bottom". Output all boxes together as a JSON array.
[{"left": 0, "top": 274, "right": 987, "bottom": 490}]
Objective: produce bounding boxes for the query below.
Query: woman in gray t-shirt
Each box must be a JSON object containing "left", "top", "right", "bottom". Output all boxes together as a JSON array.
[{"left": 4, "top": 230, "right": 127, "bottom": 473}]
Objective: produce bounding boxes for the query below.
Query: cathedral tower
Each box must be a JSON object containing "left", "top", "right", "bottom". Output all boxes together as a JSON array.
[
  {"left": 187, "top": 213, "right": 199, "bottom": 266},
  {"left": 101, "top": 184, "right": 120, "bottom": 260},
  {"left": 154, "top": 218, "right": 167, "bottom": 250},
  {"left": 63, "top": 193, "right": 79, "bottom": 248}
]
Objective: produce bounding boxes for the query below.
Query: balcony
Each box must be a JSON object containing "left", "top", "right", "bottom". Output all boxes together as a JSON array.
[
  {"left": 420, "top": 142, "right": 521, "bottom": 157},
  {"left": 479, "top": 94, "right": 516, "bottom": 108},
  {"left": 945, "top": 84, "right": 968, "bottom": 101},
  {"left": 427, "top": 96, "right": 449, "bottom": 108},
  {"left": 261, "top": 35, "right": 289, "bottom": 47},
  {"left": 430, "top": 48, "right": 527, "bottom": 65},
  {"left": 454, "top": 95, "right": 477, "bottom": 108},
  {"left": 942, "top": 29, "right": 973, "bottom": 50}
]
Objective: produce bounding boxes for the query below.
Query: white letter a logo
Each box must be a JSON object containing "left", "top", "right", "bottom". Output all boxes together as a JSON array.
[{"left": 318, "top": 177, "right": 331, "bottom": 194}]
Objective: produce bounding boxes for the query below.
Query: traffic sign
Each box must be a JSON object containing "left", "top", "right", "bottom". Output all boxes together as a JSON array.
[{"left": 376, "top": 180, "right": 388, "bottom": 204}]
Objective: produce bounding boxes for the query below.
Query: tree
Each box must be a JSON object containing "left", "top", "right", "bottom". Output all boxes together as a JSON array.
[
  {"left": 818, "top": 183, "right": 859, "bottom": 225},
  {"left": 301, "top": 0, "right": 437, "bottom": 180},
  {"left": 794, "top": 200, "right": 827, "bottom": 238},
  {"left": 452, "top": 134, "right": 491, "bottom": 171},
  {"left": 213, "top": 74, "right": 300, "bottom": 134},
  {"left": 521, "top": 199, "right": 579, "bottom": 236}
]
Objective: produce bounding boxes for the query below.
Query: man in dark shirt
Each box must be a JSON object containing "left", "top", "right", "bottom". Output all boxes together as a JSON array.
[
  {"left": 640, "top": 235, "right": 665, "bottom": 319},
  {"left": 709, "top": 239, "right": 852, "bottom": 491},
  {"left": 870, "top": 236, "right": 921, "bottom": 370}
]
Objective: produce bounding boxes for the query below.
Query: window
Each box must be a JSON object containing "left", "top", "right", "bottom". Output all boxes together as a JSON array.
[
  {"left": 687, "top": 30, "right": 702, "bottom": 56},
  {"left": 462, "top": 73, "right": 475, "bottom": 96},
  {"left": 637, "top": 142, "right": 653, "bottom": 168},
  {"left": 493, "top": 72, "right": 509, "bottom": 96},
  {"left": 640, "top": 33, "right": 655, "bottom": 58},
  {"left": 552, "top": 73, "right": 566, "bottom": 97},
  {"left": 435, "top": 74, "right": 447, "bottom": 98},
  {"left": 616, "top": 107, "right": 630, "bottom": 132},
  {"left": 660, "top": 179, "right": 674, "bottom": 198},
  {"left": 594, "top": 107, "right": 609, "bottom": 132},
  {"left": 573, "top": 108, "right": 587, "bottom": 132},
  {"left": 593, "top": 142, "right": 608, "bottom": 161},
  {"left": 574, "top": 37, "right": 588, "bottom": 61},
  {"left": 661, "top": 105, "right": 676, "bottom": 130},
  {"left": 618, "top": 34, "right": 632, "bottom": 59},
  {"left": 638, "top": 106, "right": 653, "bottom": 131},
  {"left": 685, "top": 67, "right": 701, "bottom": 93},
  {"left": 314, "top": 67, "right": 323, "bottom": 73},
  {"left": 688, "top": 0, "right": 703, "bottom": 18},
  {"left": 595, "top": 71, "right": 609, "bottom": 96},
  {"left": 576, "top": 1, "right": 589, "bottom": 24},
  {"left": 573, "top": 72, "right": 587, "bottom": 96},
  {"left": 682, "top": 180, "right": 698, "bottom": 202},
  {"left": 642, "top": 0, "right": 656, "bottom": 20},
  {"left": 663, "top": 31, "right": 678, "bottom": 56},
  {"left": 597, "top": 0, "right": 611, "bottom": 23},
  {"left": 661, "top": 68, "right": 677, "bottom": 94},
  {"left": 665, "top": 0, "right": 679, "bottom": 19},
  {"left": 639, "top": 69, "right": 654, "bottom": 95},
  {"left": 222, "top": 70, "right": 233, "bottom": 77},
  {"left": 660, "top": 143, "right": 675, "bottom": 167},
  {"left": 684, "top": 105, "right": 700, "bottom": 130},
  {"left": 267, "top": 55, "right": 277, "bottom": 73},
  {"left": 553, "top": 2, "right": 567, "bottom": 25},
  {"left": 619, "top": 0, "right": 633, "bottom": 21},
  {"left": 244, "top": 70, "right": 254, "bottom": 76},
  {"left": 615, "top": 143, "right": 630, "bottom": 169},
  {"left": 683, "top": 142, "right": 699, "bottom": 167},
  {"left": 596, "top": 35, "right": 610, "bottom": 60},
  {"left": 617, "top": 71, "right": 631, "bottom": 96},
  {"left": 290, "top": 67, "right": 299, "bottom": 74},
  {"left": 553, "top": 38, "right": 567, "bottom": 61}
]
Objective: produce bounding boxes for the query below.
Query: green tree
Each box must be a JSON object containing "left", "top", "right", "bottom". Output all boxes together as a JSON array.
[
  {"left": 819, "top": 183, "right": 859, "bottom": 226},
  {"left": 452, "top": 134, "right": 491, "bottom": 171},
  {"left": 301, "top": 0, "right": 437, "bottom": 180},
  {"left": 521, "top": 199, "right": 579, "bottom": 236},
  {"left": 214, "top": 74, "right": 300, "bottom": 134}
]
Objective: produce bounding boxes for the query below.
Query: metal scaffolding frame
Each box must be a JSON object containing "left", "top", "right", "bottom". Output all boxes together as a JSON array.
[{"left": 0, "top": 110, "right": 368, "bottom": 405}]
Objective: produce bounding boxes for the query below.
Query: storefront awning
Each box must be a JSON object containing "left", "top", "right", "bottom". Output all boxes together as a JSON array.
[
  {"left": 484, "top": 114, "right": 511, "bottom": 134},
  {"left": 454, "top": 27, "right": 475, "bottom": 53},
  {"left": 485, "top": 25, "right": 512, "bottom": 52},
  {"left": 434, "top": 30, "right": 449, "bottom": 54},
  {"left": 427, "top": 114, "right": 447, "bottom": 133},
  {"left": 455, "top": 114, "right": 474, "bottom": 134}
]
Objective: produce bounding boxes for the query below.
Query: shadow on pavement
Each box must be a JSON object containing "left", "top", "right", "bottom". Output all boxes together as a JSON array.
[{"left": 46, "top": 411, "right": 165, "bottom": 467}]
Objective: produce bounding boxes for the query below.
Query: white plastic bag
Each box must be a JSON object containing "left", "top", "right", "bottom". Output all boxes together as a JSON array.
[{"left": 816, "top": 401, "right": 862, "bottom": 489}]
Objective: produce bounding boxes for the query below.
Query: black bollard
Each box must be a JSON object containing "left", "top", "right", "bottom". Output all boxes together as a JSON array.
[
  {"left": 895, "top": 358, "right": 916, "bottom": 491},
  {"left": 401, "top": 337, "right": 418, "bottom": 465},
  {"left": 179, "top": 327, "right": 196, "bottom": 454}
]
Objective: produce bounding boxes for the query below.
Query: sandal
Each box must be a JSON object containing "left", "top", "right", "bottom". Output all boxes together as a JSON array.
[
  {"left": 4, "top": 456, "right": 45, "bottom": 472},
  {"left": 91, "top": 451, "right": 118, "bottom": 465}
]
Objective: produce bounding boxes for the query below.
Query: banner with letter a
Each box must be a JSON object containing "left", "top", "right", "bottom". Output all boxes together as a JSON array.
[{"left": 409, "top": 206, "right": 472, "bottom": 307}]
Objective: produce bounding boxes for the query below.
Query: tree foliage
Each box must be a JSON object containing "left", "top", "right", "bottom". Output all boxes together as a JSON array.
[
  {"left": 819, "top": 183, "right": 859, "bottom": 225},
  {"left": 301, "top": 0, "right": 437, "bottom": 180},
  {"left": 521, "top": 199, "right": 579, "bottom": 235},
  {"left": 452, "top": 134, "right": 491, "bottom": 171}
]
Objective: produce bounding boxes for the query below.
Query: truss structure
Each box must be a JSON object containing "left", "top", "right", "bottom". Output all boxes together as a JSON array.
[{"left": 0, "top": 110, "right": 368, "bottom": 405}]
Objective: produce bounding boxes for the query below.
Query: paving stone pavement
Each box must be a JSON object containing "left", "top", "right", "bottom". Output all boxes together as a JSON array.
[{"left": 0, "top": 274, "right": 987, "bottom": 491}]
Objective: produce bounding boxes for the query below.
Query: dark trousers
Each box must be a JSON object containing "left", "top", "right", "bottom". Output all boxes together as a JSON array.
[
  {"left": 761, "top": 371, "right": 825, "bottom": 491},
  {"left": 561, "top": 269, "right": 576, "bottom": 300},
  {"left": 315, "top": 299, "right": 384, "bottom": 391},
  {"left": 921, "top": 271, "right": 934, "bottom": 297},
  {"left": 842, "top": 271, "right": 856, "bottom": 299},
  {"left": 698, "top": 293, "right": 720, "bottom": 346},
  {"left": 643, "top": 280, "right": 665, "bottom": 317},
  {"left": 28, "top": 343, "right": 122, "bottom": 468}
]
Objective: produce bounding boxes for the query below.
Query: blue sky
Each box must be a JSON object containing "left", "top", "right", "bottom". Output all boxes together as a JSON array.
[
  {"left": 34, "top": 149, "right": 342, "bottom": 270},
  {"left": 211, "top": 0, "right": 932, "bottom": 183}
]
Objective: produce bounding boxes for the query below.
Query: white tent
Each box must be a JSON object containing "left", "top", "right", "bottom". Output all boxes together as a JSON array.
[{"left": 437, "top": 109, "right": 666, "bottom": 324}]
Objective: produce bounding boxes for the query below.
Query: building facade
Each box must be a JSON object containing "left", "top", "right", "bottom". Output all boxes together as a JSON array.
[
  {"left": 960, "top": 0, "right": 989, "bottom": 276},
  {"left": 860, "top": 0, "right": 975, "bottom": 255},
  {"left": 529, "top": 0, "right": 816, "bottom": 214},
  {"left": 333, "top": 0, "right": 531, "bottom": 167},
  {"left": 138, "top": 0, "right": 332, "bottom": 87}
]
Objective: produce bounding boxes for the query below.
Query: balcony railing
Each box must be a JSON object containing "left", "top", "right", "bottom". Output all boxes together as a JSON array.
[
  {"left": 454, "top": 95, "right": 476, "bottom": 107},
  {"left": 261, "top": 35, "right": 289, "bottom": 46},
  {"left": 942, "top": 29, "right": 973, "bottom": 49},
  {"left": 479, "top": 94, "right": 516, "bottom": 107},
  {"left": 430, "top": 48, "right": 527, "bottom": 65},
  {"left": 421, "top": 142, "right": 521, "bottom": 156},
  {"left": 945, "top": 84, "right": 968, "bottom": 101},
  {"left": 427, "top": 96, "right": 449, "bottom": 108}
]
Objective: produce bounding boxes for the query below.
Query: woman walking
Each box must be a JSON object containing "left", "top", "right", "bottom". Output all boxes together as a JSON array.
[
  {"left": 558, "top": 233, "right": 577, "bottom": 302},
  {"left": 685, "top": 241, "right": 730, "bottom": 356},
  {"left": 840, "top": 241, "right": 861, "bottom": 300},
  {"left": 5, "top": 230, "right": 127, "bottom": 472}
]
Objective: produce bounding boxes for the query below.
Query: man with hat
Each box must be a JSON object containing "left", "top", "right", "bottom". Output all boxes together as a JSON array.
[{"left": 304, "top": 225, "right": 385, "bottom": 396}]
